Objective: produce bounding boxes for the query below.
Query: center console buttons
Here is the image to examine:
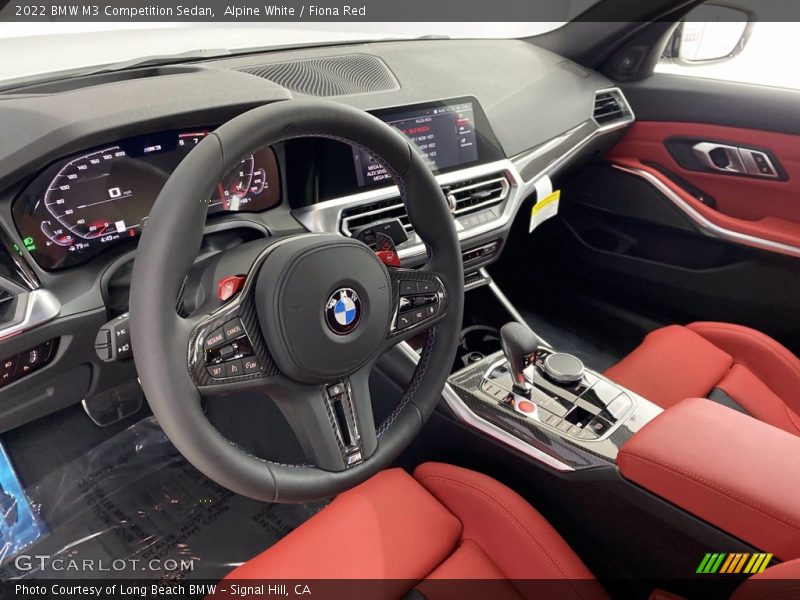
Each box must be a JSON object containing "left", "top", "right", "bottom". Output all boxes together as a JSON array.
[
  {"left": 516, "top": 400, "right": 535, "bottom": 414},
  {"left": 604, "top": 393, "right": 633, "bottom": 420},
  {"left": 580, "top": 379, "right": 623, "bottom": 409}
]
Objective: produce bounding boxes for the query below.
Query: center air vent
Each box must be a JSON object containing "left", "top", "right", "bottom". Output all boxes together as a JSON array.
[
  {"left": 340, "top": 173, "right": 510, "bottom": 238},
  {"left": 237, "top": 54, "right": 399, "bottom": 97},
  {"left": 593, "top": 89, "right": 633, "bottom": 126},
  {"left": 444, "top": 176, "right": 509, "bottom": 216}
]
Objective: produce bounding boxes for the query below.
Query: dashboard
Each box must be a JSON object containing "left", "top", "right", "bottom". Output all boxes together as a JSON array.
[
  {"left": 11, "top": 96, "right": 505, "bottom": 271},
  {"left": 0, "top": 37, "right": 633, "bottom": 433}
]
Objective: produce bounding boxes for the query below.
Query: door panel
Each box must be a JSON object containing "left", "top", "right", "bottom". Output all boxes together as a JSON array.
[
  {"left": 607, "top": 122, "right": 800, "bottom": 253},
  {"left": 531, "top": 76, "right": 800, "bottom": 352}
]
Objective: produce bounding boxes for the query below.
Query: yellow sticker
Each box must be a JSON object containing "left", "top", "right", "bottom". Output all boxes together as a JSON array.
[{"left": 529, "top": 190, "right": 561, "bottom": 233}]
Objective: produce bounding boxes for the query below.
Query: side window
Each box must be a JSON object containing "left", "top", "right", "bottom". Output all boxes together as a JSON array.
[{"left": 657, "top": 4, "right": 800, "bottom": 91}]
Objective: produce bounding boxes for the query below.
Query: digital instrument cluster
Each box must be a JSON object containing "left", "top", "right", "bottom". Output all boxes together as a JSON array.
[{"left": 12, "top": 129, "right": 281, "bottom": 270}]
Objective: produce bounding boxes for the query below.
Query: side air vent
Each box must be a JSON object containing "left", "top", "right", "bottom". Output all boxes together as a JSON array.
[
  {"left": 593, "top": 89, "right": 633, "bottom": 126},
  {"left": 340, "top": 173, "right": 510, "bottom": 237},
  {"left": 237, "top": 54, "right": 399, "bottom": 97},
  {"left": 0, "top": 289, "right": 17, "bottom": 327}
]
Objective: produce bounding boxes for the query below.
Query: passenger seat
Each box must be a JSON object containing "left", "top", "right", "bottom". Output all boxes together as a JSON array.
[{"left": 605, "top": 322, "right": 800, "bottom": 436}]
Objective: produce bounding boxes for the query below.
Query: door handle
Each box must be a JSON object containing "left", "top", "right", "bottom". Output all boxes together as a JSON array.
[
  {"left": 692, "top": 142, "right": 780, "bottom": 178},
  {"left": 692, "top": 142, "right": 747, "bottom": 174}
]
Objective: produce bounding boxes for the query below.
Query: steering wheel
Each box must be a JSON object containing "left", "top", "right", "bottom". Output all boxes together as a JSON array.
[{"left": 129, "top": 99, "right": 464, "bottom": 503}]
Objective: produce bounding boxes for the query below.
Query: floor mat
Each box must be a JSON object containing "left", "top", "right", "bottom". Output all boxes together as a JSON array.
[{"left": 0, "top": 417, "right": 325, "bottom": 580}]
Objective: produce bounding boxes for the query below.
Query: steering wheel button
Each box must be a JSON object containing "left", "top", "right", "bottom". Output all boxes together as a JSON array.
[
  {"left": 207, "top": 364, "right": 225, "bottom": 379},
  {"left": 243, "top": 358, "right": 260, "bottom": 374},
  {"left": 218, "top": 275, "right": 246, "bottom": 302},
  {"left": 224, "top": 359, "right": 243, "bottom": 378},
  {"left": 223, "top": 319, "right": 245, "bottom": 340},
  {"left": 424, "top": 304, "right": 437, "bottom": 318},
  {"left": 327, "top": 383, "right": 345, "bottom": 397},
  {"left": 396, "top": 314, "right": 413, "bottom": 329},
  {"left": 204, "top": 328, "right": 225, "bottom": 351},
  {"left": 218, "top": 345, "right": 236, "bottom": 361},
  {"left": 400, "top": 281, "right": 416, "bottom": 296},
  {"left": 417, "top": 281, "right": 434, "bottom": 293}
]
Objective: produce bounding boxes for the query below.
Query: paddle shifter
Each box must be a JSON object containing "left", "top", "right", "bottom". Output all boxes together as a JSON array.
[{"left": 500, "top": 322, "right": 541, "bottom": 395}]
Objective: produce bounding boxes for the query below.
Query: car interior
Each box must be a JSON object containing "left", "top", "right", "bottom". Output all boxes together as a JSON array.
[{"left": 0, "top": 1, "right": 798, "bottom": 598}]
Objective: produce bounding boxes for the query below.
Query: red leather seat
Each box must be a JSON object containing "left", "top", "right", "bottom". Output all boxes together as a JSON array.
[
  {"left": 223, "top": 462, "right": 607, "bottom": 600},
  {"left": 605, "top": 322, "right": 800, "bottom": 436},
  {"left": 221, "top": 461, "right": 799, "bottom": 598}
]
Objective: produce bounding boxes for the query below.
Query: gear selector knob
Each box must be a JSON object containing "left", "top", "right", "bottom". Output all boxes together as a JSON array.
[
  {"left": 500, "top": 322, "right": 541, "bottom": 394},
  {"left": 543, "top": 353, "right": 585, "bottom": 384}
]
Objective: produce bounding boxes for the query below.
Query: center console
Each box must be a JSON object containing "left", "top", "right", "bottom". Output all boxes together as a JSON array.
[
  {"left": 399, "top": 273, "right": 663, "bottom": 471},
  {"left": 416, "top": 277, "right": 800, "bottom": 567},
  {"left": 446, "top": 350, "right": 661, "bottom": 471},
  {"left": 482, "top": 344, "right": 636, "bottom": 444},
  {"left": 618, "top": 397, "right": 800, "bottom": 562}
]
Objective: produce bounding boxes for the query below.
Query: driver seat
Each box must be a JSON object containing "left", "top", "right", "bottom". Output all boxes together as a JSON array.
[{"left": 224, "top": 462, "right": 608, "bottom": 599}]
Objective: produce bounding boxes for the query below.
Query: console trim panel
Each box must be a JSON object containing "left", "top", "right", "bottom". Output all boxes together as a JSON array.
[
  {"left": 397, "top": 341, "right": 575, "bottom": 472},
  {"left": 448, "top": 350, "right": 662, "bottom": 468}
]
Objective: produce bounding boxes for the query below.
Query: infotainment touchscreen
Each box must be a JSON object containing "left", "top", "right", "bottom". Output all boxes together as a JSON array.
[{"left": 353, "top": 101, "right": 480, "bottom": 186}]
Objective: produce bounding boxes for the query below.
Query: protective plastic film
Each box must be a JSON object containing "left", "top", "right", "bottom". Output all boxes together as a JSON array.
[{"left": 0, "top": 417, "right": 324, "bottom": 580}]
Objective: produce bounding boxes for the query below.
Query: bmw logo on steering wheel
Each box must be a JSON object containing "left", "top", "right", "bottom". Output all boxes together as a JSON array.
[{"left": 325, "top": 288, "right": 362, "bottom": 335}]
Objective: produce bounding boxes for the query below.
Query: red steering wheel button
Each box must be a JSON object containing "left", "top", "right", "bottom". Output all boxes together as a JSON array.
[
  {"left": 218, "top": 275, "right": 246, "bottom": 302},
  {"left": 375, "top": 250, "right": 401, "bottom": 267}
]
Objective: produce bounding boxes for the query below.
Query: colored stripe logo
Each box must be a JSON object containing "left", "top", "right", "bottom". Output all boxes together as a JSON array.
[{"left": 697, "top": 553, "right": 773, "bottom": 574}]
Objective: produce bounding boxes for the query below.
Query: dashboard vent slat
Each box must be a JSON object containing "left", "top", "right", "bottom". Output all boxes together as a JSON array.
[
  {"left": 593, "top": 89, "right": 633, "bottom": 126},
  {"left": 237, "top": 54, "right": 399, "bottom": 97},
  {"left": 340, "top": 173, "right": 510, "bottom": 238},
  {"left": 444, "top": 176, "right": 509, "bottom": 216}
]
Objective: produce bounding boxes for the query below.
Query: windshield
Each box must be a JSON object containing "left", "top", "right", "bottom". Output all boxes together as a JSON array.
[{"left": 0, "top": 22, "right": 565, "bottom": 84}]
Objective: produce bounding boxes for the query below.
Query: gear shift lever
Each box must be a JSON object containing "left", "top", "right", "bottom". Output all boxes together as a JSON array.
[{"left": 500, "top": 322, "right": 541, "bottom": 395}]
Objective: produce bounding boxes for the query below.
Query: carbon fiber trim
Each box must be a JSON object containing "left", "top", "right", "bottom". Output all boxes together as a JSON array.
[{"left": 188, "top": 293, "right": 278, "bottom": 386}]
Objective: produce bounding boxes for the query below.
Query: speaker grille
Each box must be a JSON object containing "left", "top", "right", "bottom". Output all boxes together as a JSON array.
[
  {"left": 557, "top": 59, "right": 590, "bottom": 79},
  {"left": 237, "top": 54, "right": 399, "bottom": 97}
]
